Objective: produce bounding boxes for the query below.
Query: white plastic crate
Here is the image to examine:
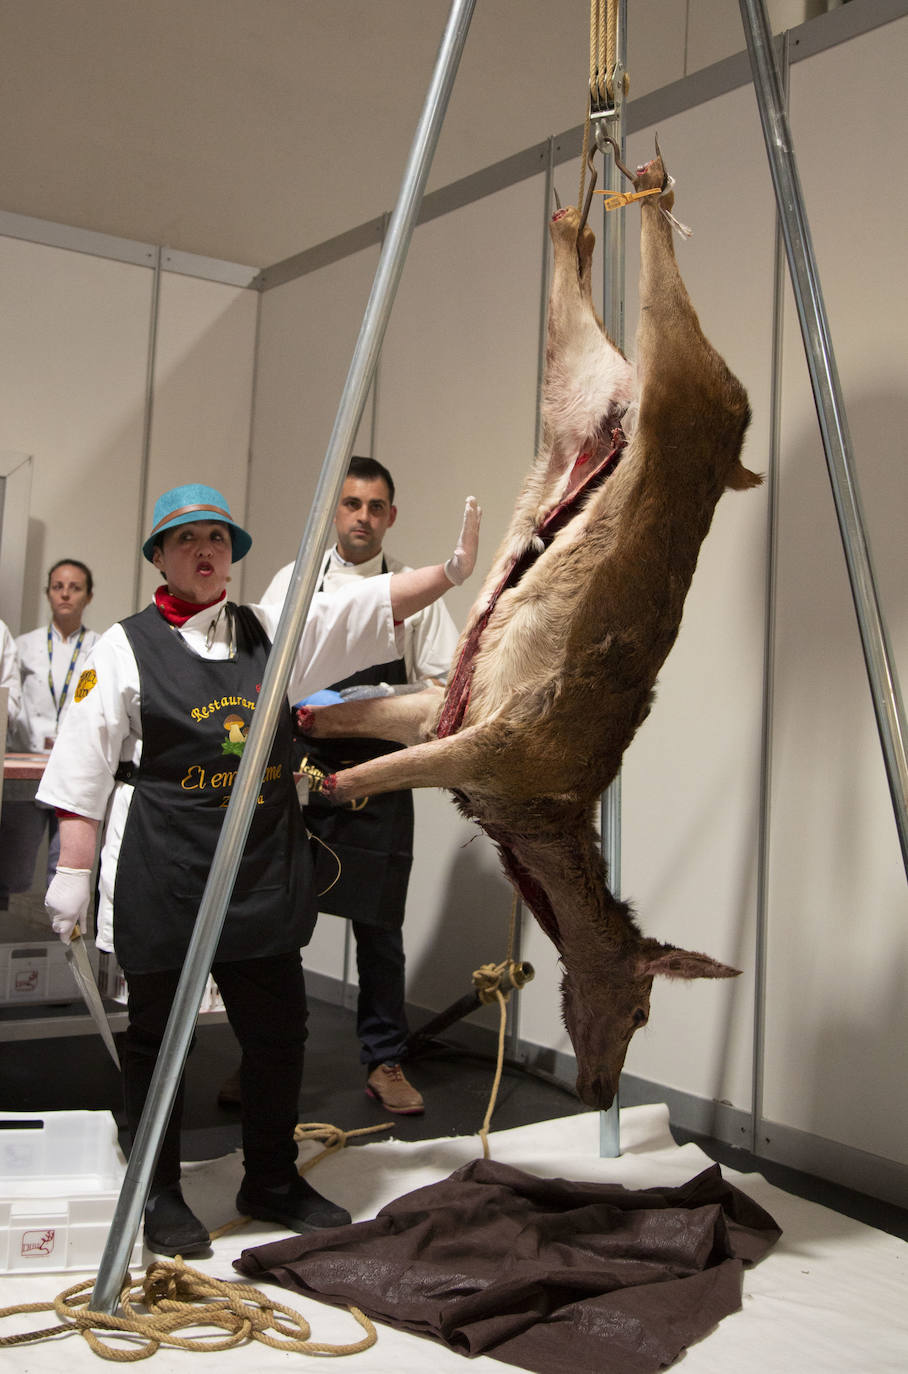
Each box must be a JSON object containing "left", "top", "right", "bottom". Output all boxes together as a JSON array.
[
  {"left": 0, "top": 1110, "right": 144, "bottom": 1273},
  {"left": 0, "top": 937, "right": 99, "bottom": 1005}
]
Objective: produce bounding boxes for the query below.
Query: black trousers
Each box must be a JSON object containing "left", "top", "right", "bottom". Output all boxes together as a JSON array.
[
  {"left": 352, "top": 921, "right": 408, "bottom": 1068},
  {"left": 122, "top": 950, "right": 308, "bottom": 1193}
]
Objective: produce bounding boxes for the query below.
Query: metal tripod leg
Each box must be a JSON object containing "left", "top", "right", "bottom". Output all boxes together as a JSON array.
[
  {"left": 739, "top": 0, "right": 908, "bottom": 875},
  {"left": 89, "top": 0, "right": 479, "bottom": 1314}
]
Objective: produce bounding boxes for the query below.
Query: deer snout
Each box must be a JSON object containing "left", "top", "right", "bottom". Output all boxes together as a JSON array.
[{"left": 575, "top": 1069, "right": 617, "bottom": 1111}]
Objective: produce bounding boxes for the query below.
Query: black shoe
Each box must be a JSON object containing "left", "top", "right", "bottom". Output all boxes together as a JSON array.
[
  {"left": 236, "top": 1174, "right": 352, "bottom": 1232},
  {"left": 143, "top": 1185, "right": 210, "bottom": 1257}
]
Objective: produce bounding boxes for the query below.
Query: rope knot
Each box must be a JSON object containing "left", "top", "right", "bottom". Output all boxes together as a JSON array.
[
  {"left": 472, "top": 961, "right": 508, "bottom": 1004},
  {"left": 294, "top": 1121, "right": 349, "bottom": 1151}
]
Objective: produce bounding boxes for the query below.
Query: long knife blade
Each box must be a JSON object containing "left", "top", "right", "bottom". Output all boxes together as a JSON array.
[{"left": 64, "top": 924, "right": 120, "bottom": 1069}]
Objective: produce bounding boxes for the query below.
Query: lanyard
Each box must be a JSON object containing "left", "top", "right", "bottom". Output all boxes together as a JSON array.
[{"left": 47, "top": 624, "right": 85, "bottom": 723}]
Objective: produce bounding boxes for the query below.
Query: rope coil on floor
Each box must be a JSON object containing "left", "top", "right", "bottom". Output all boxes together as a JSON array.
[
  {"left": 0, "top": 1257, "right": 377, "bottom": 1360},
  {"left": 0, "top": 1120, "right": 395, "bottom": 1357}
]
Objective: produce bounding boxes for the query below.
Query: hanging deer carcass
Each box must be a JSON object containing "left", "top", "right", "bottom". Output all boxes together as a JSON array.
[{"left": 298, "top": 149, "right": 761, "bottom": 1109}]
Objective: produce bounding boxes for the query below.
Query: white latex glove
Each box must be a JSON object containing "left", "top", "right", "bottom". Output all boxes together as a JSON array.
[
  {"left": 45, "top": 866, "right": 92, "bottom": 944},
  {"left": 444, "top": 496, "right": 481, "bottom": 586}
]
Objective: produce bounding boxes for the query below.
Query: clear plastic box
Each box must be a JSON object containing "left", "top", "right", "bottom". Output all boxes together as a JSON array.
[{"left": 0, "top": 1110, "right": 144, "bottom": 1273}]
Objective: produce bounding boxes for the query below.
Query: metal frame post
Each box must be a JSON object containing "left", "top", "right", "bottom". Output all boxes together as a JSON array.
[
  {"left": 90, "top": 0, "right": 478, "bottom": 1312},
  {"left": 596, "top": 0, "right": 628, "bottom": 1160},
  {"left": 132, "top": 245, "right": 162, "bottom": 615},
  {"left": 739, "top": 0, "right": 908, "bottom": 875}
]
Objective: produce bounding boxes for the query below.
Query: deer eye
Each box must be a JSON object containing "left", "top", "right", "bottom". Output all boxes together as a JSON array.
[{"left": 632, "top": 1008, "right": 648, "bottom": 1027}]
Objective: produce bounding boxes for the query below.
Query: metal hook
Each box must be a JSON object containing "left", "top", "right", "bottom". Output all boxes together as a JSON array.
[
  {"left": 578, "top": 145, "right": 599, "bottom": 235},
  {"left": 595, "top": 129, "right": 636, "bottom": 186},
  {"left": 578, "top": 128, "right": 636, "bottom": 236}
]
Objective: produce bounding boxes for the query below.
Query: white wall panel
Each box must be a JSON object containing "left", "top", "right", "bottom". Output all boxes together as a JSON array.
[
  {"left": 618, "top": 90, "right": 776, "bottom": 1111},
  {"left": 627, "top": 0, "right": 689, "bottom": 95},
  {"left": 0, "top": 236, "right": 151, "bottom": 635},
  {"left": 763, "top": 18, "right": 908, "bottom": 1163},
  {"left": 373, "top": 176, "right": 555, "bottom": 1030},
  {"left": 244, "top": 247, "right": 379, "bottom": 601},
  {"left": 140, "top": 273, "right": 258, "bottom": 607}
]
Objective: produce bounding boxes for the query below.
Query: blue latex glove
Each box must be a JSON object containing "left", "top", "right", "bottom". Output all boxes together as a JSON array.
[{"left": 295, "top": 689, "right": 344, "bottom": 708}]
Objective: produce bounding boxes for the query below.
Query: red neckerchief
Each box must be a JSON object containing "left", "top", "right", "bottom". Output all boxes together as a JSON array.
[{"left": 154, "top": 585, "right": 226, "bottom": 627}]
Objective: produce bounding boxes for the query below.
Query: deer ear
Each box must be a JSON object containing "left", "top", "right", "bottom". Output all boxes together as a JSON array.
[{"left": 637, "top": 940, "right": 741, "bottom": 981}]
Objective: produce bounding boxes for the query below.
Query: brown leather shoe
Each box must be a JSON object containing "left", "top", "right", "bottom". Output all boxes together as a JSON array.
[{"left": 366, "top": 1062, "right": 424, "bottom": 1114}]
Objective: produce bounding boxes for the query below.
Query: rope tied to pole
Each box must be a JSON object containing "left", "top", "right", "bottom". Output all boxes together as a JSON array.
[
  {"left": 471, "top": 957, "right": 532, "bottom": 1004},
  {"left": 475, "top": 892, "right": 530, "bottom": 1160}
]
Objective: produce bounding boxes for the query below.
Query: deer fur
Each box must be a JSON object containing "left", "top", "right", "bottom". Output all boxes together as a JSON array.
[{"left": 299, "top": 150, "right": 761, "bottom": 1108}]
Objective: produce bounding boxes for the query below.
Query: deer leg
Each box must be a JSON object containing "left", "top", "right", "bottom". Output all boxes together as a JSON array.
[
  {"left": 543, "top": 207, "right": 635, "bottom": 478},
  {"left": 324, "top": 724, "right": 490, "bottom": 804},
  {"left": 494, "top": 206, "right": 635, "bottom": 573},
  {"left": 633, "top": 152, "right": 757, "bottom": 488},
  {"left": 297, "top": 686, "right": 441, "bottom": 748},
  {"left": 634, "top": 156, "right": 709, "bottom": 388}
]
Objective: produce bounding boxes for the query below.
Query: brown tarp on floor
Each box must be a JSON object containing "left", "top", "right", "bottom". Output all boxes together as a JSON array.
[{"left": 235, "top": 1159, "right": 781, "bottom": 1373}]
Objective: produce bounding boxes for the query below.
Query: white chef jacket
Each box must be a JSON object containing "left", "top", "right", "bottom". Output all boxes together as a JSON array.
[
  {"left": 262, "top": 547, "right": 459, "bottom": 686},
  {"left": 37, "top": 579, "right": 402, "bottom": 953},
  {"left": 0, "top": 619, "right": 25, "bottom": 742},
  {"left": 15, "top": 622, "right": 100, "bottom": 751}
]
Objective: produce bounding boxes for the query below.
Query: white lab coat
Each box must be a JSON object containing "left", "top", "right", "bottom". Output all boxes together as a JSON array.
[
  {"left": 0, "top": 620, "right": 25, "bottom": 742},
  {"left": 14, "top": 622, "right": 100, "bottom": 751},
  {"left": 262, "top": 547, "right": 459, "bottom": 685},
  {"left": 37, "top": 579, "right": 402, "bottom": 953}
]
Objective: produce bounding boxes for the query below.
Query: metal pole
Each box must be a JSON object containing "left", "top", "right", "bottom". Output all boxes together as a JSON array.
[
  {"left": 739, "top": 0, "right": 908, "bottom": 875},
  {"left": 751, "top": 28, "right": 789, "bottom": 1156},
  {"left": 597, "top": 0, "right": 627, "bottom": 1160},
  {"left": 132, "top": 245, "right": 161, "bottom": 615},
  {"left": 90, "top": 0, "right": 478, "bottom": 1313}
]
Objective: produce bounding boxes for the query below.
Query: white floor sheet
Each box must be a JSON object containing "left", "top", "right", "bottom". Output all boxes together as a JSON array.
[{"left": 1, "top": 1104, "right": 904, "bottom": 1372}]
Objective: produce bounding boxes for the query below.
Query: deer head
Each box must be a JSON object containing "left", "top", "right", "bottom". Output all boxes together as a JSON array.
[{"left": 560, "top": 936, "right": 741, "bottom": 1109}]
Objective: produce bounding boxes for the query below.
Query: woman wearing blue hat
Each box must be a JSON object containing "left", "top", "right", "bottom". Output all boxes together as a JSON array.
[{"left": 36, "top": 481, "right": 480, "bottom": 1256}]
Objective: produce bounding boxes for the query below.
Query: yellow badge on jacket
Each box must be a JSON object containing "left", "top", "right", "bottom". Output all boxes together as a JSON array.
[{"left": 74, "top": 669, "right": 97, "bottom": 702}]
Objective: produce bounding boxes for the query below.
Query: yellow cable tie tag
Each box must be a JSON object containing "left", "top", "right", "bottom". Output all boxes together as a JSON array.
[{"left": 596, "top": 186, "right": 663, "bottom": 212}]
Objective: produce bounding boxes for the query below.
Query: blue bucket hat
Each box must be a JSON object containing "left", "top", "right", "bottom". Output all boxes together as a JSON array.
[{"left": 142, "top": 483, "right": 252, "bottom": 563}]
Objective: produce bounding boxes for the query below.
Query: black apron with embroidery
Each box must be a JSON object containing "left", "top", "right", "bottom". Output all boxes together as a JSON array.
[
  {"left": 114, "top": 604, "right": 315, "bottom": 973},
  {"left": 300, "top": 560, "right": 413, "bottom": 930}
]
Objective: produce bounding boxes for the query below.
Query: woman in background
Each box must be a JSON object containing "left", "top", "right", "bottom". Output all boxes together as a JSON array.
[{"left": 0, "top": 560, "right": 97, "bottom": 905}]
